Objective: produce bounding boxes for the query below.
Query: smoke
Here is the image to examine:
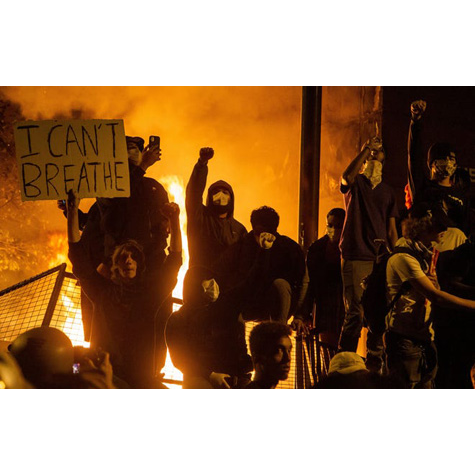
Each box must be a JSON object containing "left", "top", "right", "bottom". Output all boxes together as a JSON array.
[{"left": 0, "top": 86, "right": 301, "bottom": 288}]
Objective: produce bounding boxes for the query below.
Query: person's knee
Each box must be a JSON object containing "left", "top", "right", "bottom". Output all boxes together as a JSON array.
[{"left": 272, "top": 279, "right": 291, "bottom": 297}]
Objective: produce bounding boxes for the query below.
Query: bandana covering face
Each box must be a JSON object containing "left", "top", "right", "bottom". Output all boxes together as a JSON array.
[
  {"left": 202, "top": 279, "right": 220, "bottom": 303},
  {"left": 212, "top": 191, "right": 231, "bottom": 206},
  {"left": 433, "top": 157, "right": 457, "bottom": 179},
  {"left": 362, "top": 160, "right": 383, "bottom": 189}
]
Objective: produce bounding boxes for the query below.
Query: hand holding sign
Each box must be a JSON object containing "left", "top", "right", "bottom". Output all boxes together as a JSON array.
[{"left": 14, "top": 120, "right": 130, "bottom": 201}]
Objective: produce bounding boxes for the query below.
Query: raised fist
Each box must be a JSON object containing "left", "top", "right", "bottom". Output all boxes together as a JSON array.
[
  {"left": 363, "top": 136, "right": 383, "bottom": 153},
  {"left": 199, "top": 147, "right": 214, "bottom": 162},
  {"left": 410, "top": 100, "right": 427, "bottom": 120},
  {"left": 259, "top": 232, "right": 276, "bottom": 250},
  {"left": 161, "top": 202, "right": 180, "bottom": 220}
]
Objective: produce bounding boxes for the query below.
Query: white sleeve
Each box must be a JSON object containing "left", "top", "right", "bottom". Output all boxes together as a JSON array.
[{"left": 387, "top": 253, "right": 426, "bottom": 282}]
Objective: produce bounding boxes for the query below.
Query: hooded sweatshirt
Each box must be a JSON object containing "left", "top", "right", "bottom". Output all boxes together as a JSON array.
[{"left": 186, "top": 160, "right": 247, "bottom": 268}]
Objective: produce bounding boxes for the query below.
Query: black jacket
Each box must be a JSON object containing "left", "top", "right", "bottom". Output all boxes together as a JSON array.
[
  {"left": 186, "top": 160, "right": 247, "bottom": 268},
  {"left": 69, "top": 241, "right": 181, "bottom": 387},
  {"left": 213, "top": 231, "right": 308, "bottom": 312}
]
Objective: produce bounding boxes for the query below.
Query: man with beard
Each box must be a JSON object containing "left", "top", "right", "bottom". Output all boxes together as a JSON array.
[
  {"left": 338, "top": 136, "right": 399, "bottom": 372},
  {"left": 186, "top": 147, "right": 247, "bottom": 268}
]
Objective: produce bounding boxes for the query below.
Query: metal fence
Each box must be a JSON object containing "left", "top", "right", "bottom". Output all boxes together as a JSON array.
[{"left": 0, "top": 267, "right": 335, "bottom": 388}]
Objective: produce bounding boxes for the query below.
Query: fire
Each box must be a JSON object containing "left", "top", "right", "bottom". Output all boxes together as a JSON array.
[
  {"left": 47, "top": 232, "right": 71, "bottom": 271},
  {"left": 160, "top": 175, "right": 190, "bottom": 301},
  {"left": 159, "top": 175, "right": 190, "bottom": 387},
  {"left": 59, "top": 293, "right": 90, "bottom": 348}
]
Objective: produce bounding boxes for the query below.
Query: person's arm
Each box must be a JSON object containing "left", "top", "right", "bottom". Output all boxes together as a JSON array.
[
  {"left": 341, "top": 136, "right": 382, "bottom": 188},
  {"left": 149, "top": 203, "right": 183, "bottom": 304},
  {"left": 162, "top": 202, "right": 182, "bottom": 253},
  {"left": 139, "top": 143, "right": 161, "bottom": 173},
  {"left": 410, "top": 275, "right": 475, "bottom": 312},
  {"left": 185, "top": 147, "right": 214, "bottom": 217},
  {"left": 387, "top": 217, "right": 398, "bottom": 251},
  {"left": 67, "top": 190, "right": 108, "bottom": 301},
  {"left": 407, "top": 100, "right": 427, "bottom": 204},
  {"left": 67, "top": 190, "right": 81, "bottom": 244}
]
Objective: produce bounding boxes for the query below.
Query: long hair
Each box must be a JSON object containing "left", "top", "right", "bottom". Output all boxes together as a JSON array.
[{"left": 110, "top": 240, "right": 145, "bottom": 284}]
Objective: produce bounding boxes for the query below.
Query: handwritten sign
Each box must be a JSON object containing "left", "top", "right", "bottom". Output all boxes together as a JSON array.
[{"left": 14, "top": 119, "right": 130, "bottom": 201}]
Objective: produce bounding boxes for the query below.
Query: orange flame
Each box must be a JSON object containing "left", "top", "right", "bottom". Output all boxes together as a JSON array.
[
  {"left": 159, "top": 175, "right": 190, "bottom": 387},
  {"left": 47, "top": 232, "right": 71, "bottom": 271},
  {"left": 59, "top": 293, "right": 90, "bottom": 348}
]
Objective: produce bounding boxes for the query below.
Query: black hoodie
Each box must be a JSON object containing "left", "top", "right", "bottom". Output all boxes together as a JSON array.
[{"left": 186, "top": 160, "right": 247, "bottom": 268}]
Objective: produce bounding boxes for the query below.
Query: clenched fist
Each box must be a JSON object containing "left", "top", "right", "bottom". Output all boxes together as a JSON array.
[
  {"left": 410, "top": 100, "right": 427, "bottom": 120},
  {"left": 199, "top": 147, "right": 214, "bottom": 163}
]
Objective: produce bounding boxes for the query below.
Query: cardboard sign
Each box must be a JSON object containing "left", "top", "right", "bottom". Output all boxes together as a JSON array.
[{"left": 14, "top": 119, "right": 130, "bottom": 201}]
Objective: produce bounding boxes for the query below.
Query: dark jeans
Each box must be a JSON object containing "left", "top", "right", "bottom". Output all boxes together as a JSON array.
[
  {"left": 339, "top": 259, "right": 384, "bottom": 370},
  {"left": 384, "top": 331, "right": 438, "bottom": 389}
]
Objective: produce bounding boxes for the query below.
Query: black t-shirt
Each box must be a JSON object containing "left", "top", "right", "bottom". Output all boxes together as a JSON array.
[{"left": 339, "top": 174, "right": 399, "bottom": 261}]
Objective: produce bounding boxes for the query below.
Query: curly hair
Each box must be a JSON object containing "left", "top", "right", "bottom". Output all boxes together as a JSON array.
[
  {"left": 402, "top": 206, "right": 448, "bottom": 240},
  {"left": 249, "top": 321, "right": 291, "bottom": 363},
  {"left": 250, "top": 206, "right": 280, "bottom": 233},
  {"left": 110, "top": 240, "right": 145, "bottom": 284}
]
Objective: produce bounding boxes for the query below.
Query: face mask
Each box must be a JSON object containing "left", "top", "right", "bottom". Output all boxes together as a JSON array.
[
  {"left": 326, "top": 226, "right": 335, "bottom": 240},
  {"left": 127, "top": 148, "right": 142, "bottom": 166},
  {"left": 202, "top": 279, "right": 219, "bottom": 303},
  {"left": 212, "top": 191, "right": 231, "bottom": 206},
  {"left": 362, "top": 160, "right": 383, "bottom": 188},
  {"left": 433, "top": 158, "right": 457, "bottom": 178}
]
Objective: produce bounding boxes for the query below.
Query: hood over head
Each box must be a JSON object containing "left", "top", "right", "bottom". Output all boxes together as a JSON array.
[{"left": 206, "top": 180, "right": 235, "bottom": 217}]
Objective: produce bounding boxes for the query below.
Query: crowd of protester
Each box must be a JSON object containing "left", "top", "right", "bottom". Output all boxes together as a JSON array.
[{"left": 1, "top": 99, "right": 475, "bottom": 390}]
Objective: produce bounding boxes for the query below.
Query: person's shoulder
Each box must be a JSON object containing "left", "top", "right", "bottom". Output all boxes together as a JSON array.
[
  {"left": 388, "top": 243, "right": 424, "bottom": 275},
  {"left": 277, "top": 234, "right": 304, "bottom": 253},
  {"left": 308, "top": 235, "right": 327, "bottom": 253}
]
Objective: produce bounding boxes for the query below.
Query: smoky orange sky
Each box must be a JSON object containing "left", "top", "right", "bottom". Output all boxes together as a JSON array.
[{"left": 3, "top": 86, "right": 302, "bottom": 240}]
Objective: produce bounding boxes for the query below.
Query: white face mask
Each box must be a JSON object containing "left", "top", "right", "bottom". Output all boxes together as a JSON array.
[
  {"left": 326, "top": 226, "right": 335, "bottom": 240},
  {"left": 362, "top": 160, "right": 383, "bottom": 188},
  {"left": 212, "top": 191, "right": 231, "bottom": 206},
  {"left": 433, "top": 157, "right": 457, "bottom": 179},
  {"left": 202, "top": 279, "right": 220, "bottom": 303}
]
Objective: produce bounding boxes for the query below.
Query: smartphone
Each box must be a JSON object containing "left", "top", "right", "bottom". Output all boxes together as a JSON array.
[{"left": 149, "top": 135, "right": 160, "bottom": 149}]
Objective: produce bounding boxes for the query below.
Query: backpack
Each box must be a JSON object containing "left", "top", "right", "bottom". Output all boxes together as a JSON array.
[{"left": 361, "top": 245, "right": 425, "bottom": 334}]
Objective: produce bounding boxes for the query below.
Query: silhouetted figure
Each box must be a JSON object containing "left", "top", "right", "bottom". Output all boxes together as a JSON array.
[
  {"left": 68, "top": 190, "right": 182, "bottom": 388},
  {"left": 98, "top": 135, "right": 170, "bottom": 268},
  {"left": 245, "top": 321, "right": 292, "bottom": 389},
  {"left": 186, "top": 147, "right": 247, "bottom": 268},
  {"left": 166, "top": 232, "right": 276, "bottom": 389},
  {"left": 385, "top": 203, "right": 475, "bottom": 388},
  {"left": 6, "top": 327, "right": 116, "bottom": 389},
  {"left": 213, "top": 206, "right": 308, "bottom": 335},
  {"left": 306, "top": 208, "right": 345, "bottom": 347},
  {"left": 406, "top": 100, "right": 471, "bottom": 233},
  {"left": 432, "top": 236, "right": 475, "bottom": 388},
  {"left": 338, "top": 136, "right": 399, "bottom": 372}
]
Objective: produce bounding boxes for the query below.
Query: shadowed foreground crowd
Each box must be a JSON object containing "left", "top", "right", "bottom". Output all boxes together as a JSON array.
[{"left": 1, "top": 100, "right": 475, "bottom": 389}]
